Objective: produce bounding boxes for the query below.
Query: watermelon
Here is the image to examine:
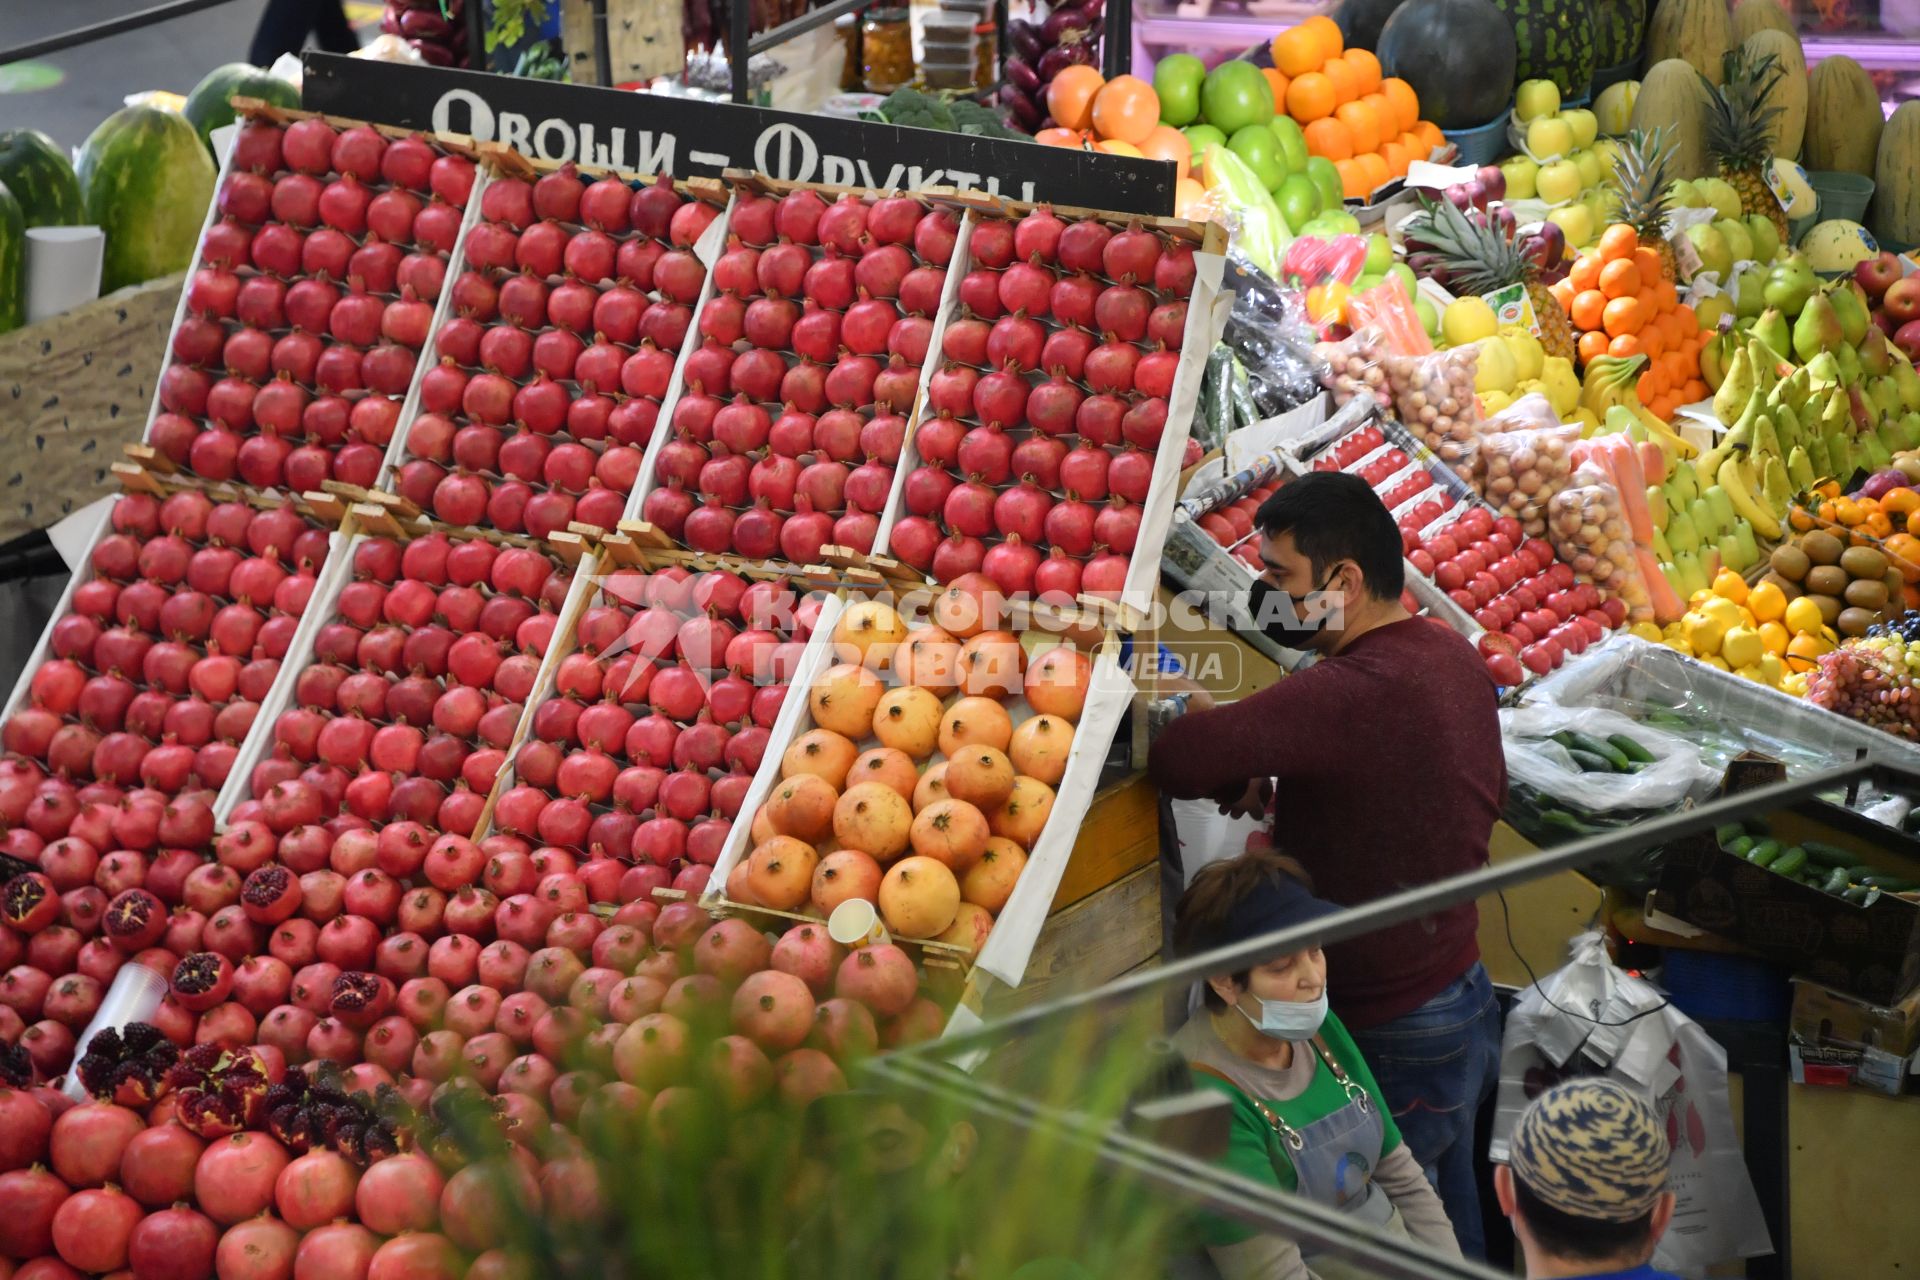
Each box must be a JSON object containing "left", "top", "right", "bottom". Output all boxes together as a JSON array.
[
  {"left": 0, "top": 181, "right": 22, "bottom": 333},
  {"left": 0, "top": 131, "right": 83, "bottom": 228},
  {"left": 182, "top": 63, "right": 298, "bottom": 156},
  {"left": 1590, "top": 0, "right": 1645, "bottom": 69},
  {"left": 1377, "top": 0, "right": 1518, "bottom": 129},
  {"left": 1334, "top": 0, "right": 1409, "bottom": 51},
  {"left": 1483, "top": 0, "right": 1598, "bottom": 97},
  {"left": 77, "top": 107, "right": 216, "bottom": 294}
]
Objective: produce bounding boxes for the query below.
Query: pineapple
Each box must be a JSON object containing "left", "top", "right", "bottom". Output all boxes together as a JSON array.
[
  {"left": 1698, "top": 49, "right": 1790, "bottom": 246},
  {"left": 1406, "top": 197, "right": 1577, "bottom": 362},
  {"left": 1613, "top": 126, "right": 1680, "bottom": 283}
]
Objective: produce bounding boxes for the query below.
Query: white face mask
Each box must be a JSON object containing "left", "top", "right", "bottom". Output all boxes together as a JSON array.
[{"left": 1237, "top": 991, "right": 1329, "bottom": 1041}]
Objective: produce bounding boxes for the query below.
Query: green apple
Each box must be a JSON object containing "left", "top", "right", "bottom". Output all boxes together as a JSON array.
[
  {"left": 1515, "top": 78, "right": 1562, "bottom": 122},
  {"left": 1303, "top": 210, "right": 1362, "bottom": 236},
  {"left": 1304, "top": 156, "right": 1345, "bottom": 213},
  {"left": 1562, "top": 108, "right": 1599, "bottom": 149},
  {"left": 1227, "top": 125, "right": 1285, "bottom": 191},
  {"left": 1364, "top": 232, "right": 1393, "bottom": 275},
  {"left": 1697, "top": 176, "right": 1742, "bottom": 221},
  {"left": 1714, "top": 217, "right": 1754, "bottom": 265},
  {"left": 1183, "top": 123, "right": 1228, "bottom": 155},
  {"left": 1153, "top": 54, "right": 1207, "bottom": 127},
  {"left": 1666, "top": 179, "right": 1703, "bottom": 208},
  {"left": 1572, "top": 148, "right": 1603, "bottom": 189},
  {"left": 1745, "top": 213, "right": 1781, "bottom": 262},
  {"left": 1695, "top": 295, "right": 1733, "bottom": 330},
  {"left": 1275, "top": 173, "right": 1321, "bottom": 231},
  {"left": 1354, "top": 272, "right": 1385, "bottom": 294},
  {"left": 1536, "top": 159, "right": 1584, "bottom": 204},
  {"left": 1546, "top": 202, "right": 1596, "bottom": 249},
  {"left": 1500, "top": 156, "right": 1539, "bottom": 199},
  {"left": 1415, "top": 294, "right": 1440, "bottom": 337},
  {"left": 1268, "top": 115, "right": 1309, "bottom": 174},
  {"left": 1200, "top": 62, "right": 1275, "bottom": 134},
  {"left": 1389, "top": 261, "right": 1418, "bottom": 300},
  {"left": 1685, "top": 223, "right": 1734, "bottom": 279},
  {"left": 1527, "top": 116, "right": 1576, "bottom": 159}
]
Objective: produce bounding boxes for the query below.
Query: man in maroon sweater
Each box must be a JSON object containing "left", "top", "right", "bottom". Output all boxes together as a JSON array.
[{"left": 1149, "top": 471, "right": 1506, "bottom": 1258}]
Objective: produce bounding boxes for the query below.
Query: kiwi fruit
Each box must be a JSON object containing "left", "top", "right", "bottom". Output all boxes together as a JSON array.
[
  {"left": 1802, "top": 530, "right": 1845, "bottom": 565},
  {"left": 1838, "top": 606, "right": 1879, "bottom": 637},
  {"left": 1770, "top": 544, "right": 1811, "bottom": 582},
  {"left": 1840, "top": 545, "right": 1889, "bottom": 580},
  {"left": 1812, "top": 592, "right": 1844, "bottom": 627},
  {"left": 1804, "top": 565, "right": 1849, "bottom": 597},
  {"left": 1844, "top": 578, "right": 1890, "bottom": 611}
]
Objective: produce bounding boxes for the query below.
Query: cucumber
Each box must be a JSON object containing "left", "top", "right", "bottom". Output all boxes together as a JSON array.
[
  {"left": 1772, "top": 847, "right": 1808, "bottom": 877},
  {"left": 1864, "top": 886, "right": 1884, "bottom": 907},
  {"left": 1608, "top": 733, "right": 1656, "bottom": 764},
  {"left": 1715, "top": 823, "right": 1749, "bottom": 848},
  {"left": 1747, "top": 839, "right": 1784, "bottom": 868},
  {"left": 1821, "top": 867, "right": 1852, "bottom": 895},
  {"left": 1844, "top": 884, "right": 1874, "bottom": 904},
  {"left": 1566, "top": 749, "right": 1617, "bottom": 773},
  {"left": 1858, "top": 874, "right": 1920, "bottom": 891},
  {"left": 1228, "top": 358, "right": 1259, "bottom": 431},
  {"left": 1802, "top": 842, "right": 1857, "bottom": 870},
  {"left": 1555, "top": 731, "right": 1633, "bottom": 770},
  {"left": 1725, "top": 835, "right": 1757, "bottom": 859},
  {"left": 1200, "top": 347, "right": 1231, "bottom": 449}
]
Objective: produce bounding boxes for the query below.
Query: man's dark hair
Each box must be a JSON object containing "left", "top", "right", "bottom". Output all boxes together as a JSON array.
[
  {"left": 1253, "top": 472, "right": 1405, "bottom": 599},
  {"left": 1512, "top": 1177, "right": 1657, "bottom": 1263}
]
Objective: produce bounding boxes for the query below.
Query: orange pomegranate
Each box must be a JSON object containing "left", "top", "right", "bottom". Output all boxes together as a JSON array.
[
  {"left": 782, "top": 728, "right": 859, "bottom": 789},
  {"left": 931, "top": 572, "right": 1004, "bottom": 638},
  {"left": 831, "top": 600, "right": 908, "bottom": 670},
  {"left": 765, "top": 774, "right": 839, "bottom": 842},
  {"left": 961, "top": 838, "right": 1027, "bottom": 913},
  {"left": 936, "top": 902, "right": 995, "bottom": 956},
  {"left": 809, "top": 664, "right": 885, "bottom": 738},
  {"left": 959, "top": 630, "right": 1026, "bottom": 698},
  {"left": 878, "top": 856, "right": 961, "bottom": 937},
  {"left": 831, "top": 782, "right": 914, "bottom": 862},
  {"left": 811, "top": 849, "right": 884, "bottom": 916},
  {"left": 750, "top": 807, "right": 778, "bottom": 846},
  {"left": 989, "top": 776, "right": 1056, "bottom": 849},
  {"left": 912, "top": 762, "right": 951, "bottom": 813},
  {"left": 908, "top": 798, "right": 991, "bottom": 872},
  {"left": 944, "top": 746, "right": 1016, "bottom": 810},
  {"left": 1008, "top": 715, "right": 1074, "bottom": 786},
  {"left": 1090, "top": 76, "right": 1158, "bottom": 146},
  {"left": 938, "top": 696, "right": 1014, "bottom": 756},
  {"left": 845, "top": 747, "right": 918, "bottom": 803},
  {"left": 894, "top": 626, "right": 963, "bottom": 696},
  {"left": 744, "top": 836, "right": 819, "bottom": 910},
  {"left": 1023, "top": 646, "right": 1091, "bottom": 720},
  {"left": 726, "top": 859, "right": 759, "bottom": 905},
  {"left": 871, "top": 686, "right": 943, "bottom": 759}
]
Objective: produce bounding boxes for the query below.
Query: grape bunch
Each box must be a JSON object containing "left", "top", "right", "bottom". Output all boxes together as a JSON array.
[
  {"left": 1864, "top": 610, "right": 1920, "bottom": 642},
  {"left": 1806, "top": 639, "right": 1920, "bottom": 740}
]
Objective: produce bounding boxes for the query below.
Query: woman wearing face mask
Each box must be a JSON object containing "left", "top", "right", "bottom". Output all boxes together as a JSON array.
[{"left": 1172, "top": 851, "right": 1464, "bottom": 1280}]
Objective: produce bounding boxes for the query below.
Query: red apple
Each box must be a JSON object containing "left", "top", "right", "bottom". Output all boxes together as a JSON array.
[
  {"left": 1893, "top": 318, "right": 1920, "bottom": 363},
  {"left": 1855, "top": 251, "right": 1903, "bottom": 301},
  {"left": 1884, "top": 276, "right": 1920, "bottom": 326}
]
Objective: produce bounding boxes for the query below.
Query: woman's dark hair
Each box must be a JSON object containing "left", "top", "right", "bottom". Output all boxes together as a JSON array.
[
  {"left": 1173, "top": 851, "right": 1316, "bottom": 1013},
  {"left": 1254, "top": 472, "right": 1405, "bottom": 599},
  {"left": 1512, "top": 1177, "right": 1657, "bottom": 1263}
]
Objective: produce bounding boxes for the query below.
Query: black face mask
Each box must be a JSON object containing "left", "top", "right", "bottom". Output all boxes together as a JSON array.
[{"left": 1246, "top": 571, "right": 1340, "bottom": 647}]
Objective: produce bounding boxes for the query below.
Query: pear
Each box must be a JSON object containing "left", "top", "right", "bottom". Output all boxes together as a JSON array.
[
  {"left": 1712, "top": 346, "right": 1753, "bottom": 425},
  {"left": 1894, "top": 354, "right": 1920, "bottom": 413},
  {"left": 1869, "top": 377, "right": 1902, "bottom": 421},
  {"left": 1836, "top": 342, "right": 1862, "bottom": 387},
  {"left": 1827, "top": 282, "right": 1870, "bottom": 347},
  {"left": 1793, "top": 293, "right": 1844, "bottom": 364},
  {"left": 1859, "top": 326, "right": 1893, "bottom": 379},
  {"left": 1899, "top": 412, "right": 1920, "bottom": 452},
  {"left": 1746, "top": 214, "right": 1781, "bottom": 263},
  {"left": 1807, "top": 350, "right": 1842, "bottom": 389},
  {"left": 1788, "top": 445, "right": 1815, "bottom": 490},
  {"left": 1753, "top": 308, "right": 1791, "bottom": 361}
]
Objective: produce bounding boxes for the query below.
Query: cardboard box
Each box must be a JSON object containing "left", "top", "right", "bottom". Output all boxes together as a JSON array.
[
  {"left": 1651, "top": 757, "right": 1920, "bottom": 1004},
  {"left": 1790, "top": 977, "right": 1920, "bottom": 1059},
  {"left": 1788, "top": 1042, "right": 1913, "bottom": 1097}
]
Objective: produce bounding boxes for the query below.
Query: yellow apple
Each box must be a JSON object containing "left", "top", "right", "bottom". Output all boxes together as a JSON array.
[
  {"left": 1562, "top": 108, "right": 1599, "bottom": 149},
  {"left": 1573, "top": 148, "right": 1603, "bottom": 189},
  {"left": 1535, "top": 159, "right": 1584, "bottom": 204},
  {"left": 1527, "top": 116, "right": 1576, "bottom": 160},
  {"left": 1515, "top": 78, "right": 1562, "bottom": 122},
  {"left": 1547, "top": 202, "right": 1596, "bottom": 249},
  {"left": 1500, "top": 155, "right": 1540, "bottom": 199}
]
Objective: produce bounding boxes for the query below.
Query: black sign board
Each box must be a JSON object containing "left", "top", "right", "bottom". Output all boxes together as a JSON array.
[{"left": 301, "top": 54, "right": 1176, "bottom": 216}]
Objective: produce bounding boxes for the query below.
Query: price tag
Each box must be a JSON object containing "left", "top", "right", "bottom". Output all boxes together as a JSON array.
[
  {"left": 1761, "top": 165, "right": 1793, "bottom": 215},
  {"left": 1671, "top": 231, "right": 1704, "bottom": 281},
  {"left": 1481, "top": 282, "right": 1538, "bottom": 335}
]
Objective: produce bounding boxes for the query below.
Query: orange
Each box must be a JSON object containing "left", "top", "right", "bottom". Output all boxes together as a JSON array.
[
  {"left": 1598, "top": 224, "right": 1638, "bottom": 260},
  {"left": 1047, "top": 66, "right": 1104, "bottom": 131},
  {"left": 1272, "top": 26, "right": 1322, "bottom": 77},
  {"left": 1634, "top": 286, "right": 1657, "bottom": 317},
  {"left": 1335, "top": 101, "right": 1382, "bottom": 154},
  {"left": 1549, "top": 278, "right": 1575, "bottom": 310},
  {"left": 1605, "top": 297, "right": 1651, "bottom": 337},
  {"left": 1320, "top": 56, "right": 1360, "bottom": 106},
  {"left": 1568, "top": 254, "right": 1602, "bottom": 292},
  {"left": 1609, "top": 333, "right": 1642, "bottom": 359},
  {"left": 1598, "top": 258, "right": 1640, "bottom": 299},
  {"left": 1640, "top": 326, "right": 1665, "bottom": 359},
  {"left": 1335, "top": 158, "right": 1369, "bottom": 198},
  {"left": 1652, "top": 279, "right": 1678, "bottom": 312},
  {"left": 1674, "top": 303, "right": 1697, "bottom": 332},
  {"left": 1301, "top": 15, "right": 1345, "bottom": 62},
  {"left": 1362, "top": 92, "right": 1393, "bottom": 130},
  {"left": 1035, "top": 127, "right": 1088, "bottom": 148},
  {"left": 1381, "top": 140, "right": 1412, "bottom": 176},
  {"left": 1139, "top": 124, "right": 1192, "bottom": 179},
  {"left": 1345, "top": 48, "right": 1383, "bottom": 93},
  {"left": 1304, "top": 117, "right": 1354, "bottom": 161},
  {"left": 1382, "top": 79, "right": 1420, "bottom": 133},
  {"left": 1262, "top": 68, "right": 1291, "bottom": 110},
  {"left": 1633, "top": 246, "right": 1664, "bottom": 283},
  {"left": 1354, "top": 151, "right": 1389, "bottom": 192},
  {"left": 1093, "top": 139, "right": 1144, "bottom": 157},
  {"left": 1091, "top": 75, "right": 1160, "bottom": 145},
  {"left": 1571, "top": 289, "right": 1607, "bottom": 331},
  {"left": 1287, "top": 72, "right": 1337, "bottom": 123},
  {"left": 1578, "top": 330, "right": 1611, "bottom": 364},
  {"left": 1417, "top": 120, "right": 1444, "bottom": 149},
  {"left": 1397, "top": 130, "right": 1425, "bottom": 161},
  {"left": 1173, "top": 176, "right": 1207, "bottom": 219},
  {"left": 1663, "top": 351, "right": 1689, "bottom": 382}
]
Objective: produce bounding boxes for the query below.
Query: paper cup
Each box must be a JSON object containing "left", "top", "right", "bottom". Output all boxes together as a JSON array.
[
  {"left": 25, "top": 226, "right": 104, "bottom": 323},
  {"left": 63, "top": 962, "right": 170, "bottom": 1100},
  {"left": 827, "top": 898, "right": 890, "bottom": 948}
]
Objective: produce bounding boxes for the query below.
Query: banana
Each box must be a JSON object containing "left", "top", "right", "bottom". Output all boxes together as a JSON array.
[
  {"left": 1700, "top": 395, "right": 1761, "bottom": 477},
  {"left": 1719, "top": 456, "right": 1782, "bottom": 540}
]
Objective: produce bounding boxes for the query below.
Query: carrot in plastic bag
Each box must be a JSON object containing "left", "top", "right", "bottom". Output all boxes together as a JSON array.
[
  {"left": 1636, "top": 543, "right": 1685, "bottom": 624},
  {"left": 1347, "top": 276, "right": 1433, "bottom": 357},
  {"left": 1602, "top": 437, "right": 1655, "bottom": 546}
]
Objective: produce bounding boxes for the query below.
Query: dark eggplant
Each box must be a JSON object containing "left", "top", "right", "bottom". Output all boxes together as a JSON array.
[
  {"left": 1005, "top": 54, "right": 1042, "bottom": 97},
  {"left": 1009, "top": 18, "right": 1042, "bottom": 61},
  {"left": 1000, "top": 84, "right": 1044, "bottom": 130}
]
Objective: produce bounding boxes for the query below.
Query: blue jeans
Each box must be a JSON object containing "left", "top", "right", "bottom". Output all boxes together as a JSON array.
[{"left": 1347, "top": 962, "right": 1504, "bottom": 1259}]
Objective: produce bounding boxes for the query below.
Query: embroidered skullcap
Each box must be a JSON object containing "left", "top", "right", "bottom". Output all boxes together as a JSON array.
[{"left": 1509, "top": 1078, "right": 1670, "bottom": 1223}]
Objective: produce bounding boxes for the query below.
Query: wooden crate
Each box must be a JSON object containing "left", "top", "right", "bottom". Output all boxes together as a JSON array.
[
  {"left": 559, "top": 0, "right": 685, "bottom": 87},
  {"left": 982, "top": 861, "right": 1162, "bottom": 1016}
]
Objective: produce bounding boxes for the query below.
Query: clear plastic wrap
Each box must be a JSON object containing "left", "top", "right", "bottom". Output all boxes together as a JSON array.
[
  {"left": 1314, "top": 328, "right": 1394, "bottom": 413},
  {"left": 1346, "top": 275, "right": 1433, "bottom": 357},
  {"left": 1221, "top": 255, "right": 1332, "bottom": 418},
  {"left": 1479, "top": 419, "right": 1580, "bottom": 538},
  {"left": 1547, "top": 462, "right": 1654, "bottom": 623},
  {"left": 1281, "top": 235, "right": 1369, "bottom": 337},
  {"left": 1380, "top": 345, "right": 1483, "bottom": 484}
]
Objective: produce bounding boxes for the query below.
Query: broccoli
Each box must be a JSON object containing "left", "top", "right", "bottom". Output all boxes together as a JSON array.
[{"left": 869, "top": 87, "right": 1023, "bottom": 140}]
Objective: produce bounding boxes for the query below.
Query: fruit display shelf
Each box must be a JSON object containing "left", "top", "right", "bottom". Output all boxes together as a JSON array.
[
  {"left": 211, "top": 508, "right": 601, "bottom": 849},
  {"left": 702, "top": 574, "right": 1136, "bottom": 998},
  {"left": 0, "top": 471, "right": 343, "bottom": 811},
  {"left": 879, "top": 189, "right": 1232, "bottom": 627},
  {"left": 131, "top": 100, "right": 486, "bottom": 506},
  {"left": 379, "top": 145, "right": 732, "bottom": 546}
]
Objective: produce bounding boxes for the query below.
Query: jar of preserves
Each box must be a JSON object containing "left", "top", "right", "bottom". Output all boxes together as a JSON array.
[{"left": 862, "top": 9, "right": 913, "bottom": 93}]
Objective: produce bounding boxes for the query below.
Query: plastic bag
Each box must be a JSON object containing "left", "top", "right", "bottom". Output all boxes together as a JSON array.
[
  {"left": 1314, "top": 329, "right": 1394, "bottom": 413},
  {"left": 1282, "top": 235, "right": 1369, "bottom": 337},
  {"left": 1500, "top": 702, "right": 1721, "bottom": 814},
  {"left": 1380, "top": 346, "right": 1483, "bottom": 483},
  {"left": 1346, "top": 275, "right": 1433, "bottom": 357},
  {"left": 1198, "top": 145, "right": 1288, "bottom": 279},
  {"left": 1480, "top": 419, "right": 1580, "bottom": 537},
  {"left": 1222, "top": 259, "right": 1330, "bottom": 416},
  {"left": 1547, "top": 462, "right": 1654, "bottom": 623}
]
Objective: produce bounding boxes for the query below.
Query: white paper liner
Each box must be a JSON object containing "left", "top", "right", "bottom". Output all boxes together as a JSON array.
[{"left": 24, "top": 226, "right": 104, "bottom": 323}]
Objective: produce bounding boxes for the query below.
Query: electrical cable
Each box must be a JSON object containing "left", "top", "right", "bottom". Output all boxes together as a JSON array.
[{"left": 1499, "top": 889, "right": 1671, "bottom": 1028}]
